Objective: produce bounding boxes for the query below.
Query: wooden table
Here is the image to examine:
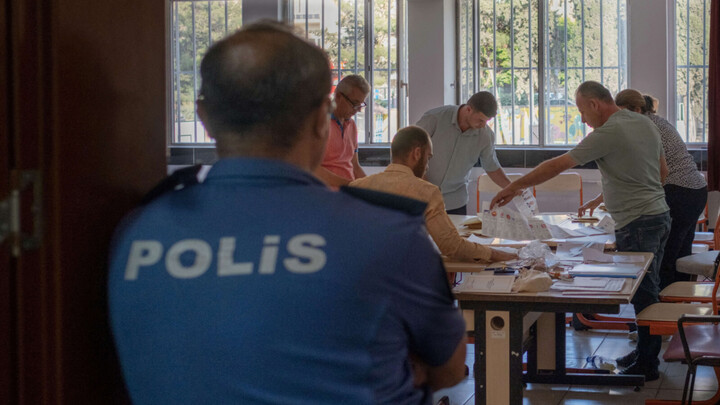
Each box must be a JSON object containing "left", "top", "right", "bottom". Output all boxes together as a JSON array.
[{"left": 448, "top": 252, "right": 653, "bottom": 405}]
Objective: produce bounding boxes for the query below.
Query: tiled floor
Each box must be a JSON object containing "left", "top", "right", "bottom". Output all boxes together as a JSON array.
[{"left": 433, "top": 305, "right": 720, "bottom": 405}]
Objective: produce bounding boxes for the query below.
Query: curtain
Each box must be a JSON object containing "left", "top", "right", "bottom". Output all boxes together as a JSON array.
[{"left": 709, "top": 0, "right": 719, "bottom": 191}]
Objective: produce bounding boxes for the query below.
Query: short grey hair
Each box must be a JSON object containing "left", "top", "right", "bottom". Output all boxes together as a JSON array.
[
  {"left": 575, "top": 81, "right": 614, "bottom": 103},
  {"left": 336, "top": 74, "right": 370, "bottom": 95}
]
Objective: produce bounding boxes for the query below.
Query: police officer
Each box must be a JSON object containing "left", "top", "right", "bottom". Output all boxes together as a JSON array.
[{"left": 108, "top": 21, "right": 467, "bottom": 404}]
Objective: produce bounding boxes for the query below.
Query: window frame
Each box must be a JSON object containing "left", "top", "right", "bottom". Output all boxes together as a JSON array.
[
  {"left": 168, "top": 0, "right": 244, "bottom": 146},
  {"left": 457, "top": 0, "right": 629, "bottom": 148},
  {"left": 674, "top": 0, "right": 710, "bottom": 145},
  {"left": 289, "top": 0, "right": 409, "bottom": 145}
]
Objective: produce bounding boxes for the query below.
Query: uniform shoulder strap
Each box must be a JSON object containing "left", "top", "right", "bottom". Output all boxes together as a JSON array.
[
  {"left": 340, "top": 186, "right": 427, "bottom": 216},
  {"left": 140, "top": 165, "right": 202, "bottom": 205}
]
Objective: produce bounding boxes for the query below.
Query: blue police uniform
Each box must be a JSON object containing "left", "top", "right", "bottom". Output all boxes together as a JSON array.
[{"left": 109, "top": 158, "right": 466, "bottom": 405}]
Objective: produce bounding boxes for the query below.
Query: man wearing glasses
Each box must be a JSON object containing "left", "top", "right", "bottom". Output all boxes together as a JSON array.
[{"left": 314, "top": 74, "right": 370, "bottom": 188}]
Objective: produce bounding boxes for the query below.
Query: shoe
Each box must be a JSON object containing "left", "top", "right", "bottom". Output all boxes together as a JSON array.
[
  {"left": 615, "top": 349, "right": 638, "bottom": 368},
  {"left": 619, "top": 360, "right": 659, "bottom": 382}
]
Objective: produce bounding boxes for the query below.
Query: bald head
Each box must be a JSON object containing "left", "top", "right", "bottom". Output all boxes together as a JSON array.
[
  {"left": 391, "top": 126, "right": 430, "bottom": 160},
  {"left": 575, "top": 81, "right": 614, "bottom": 104},
  {"left": 198, "top": 20, "right": 331, "bottom": 154},
  {"left": 391, "top": 126, "right": 432, "bottom": 178}
]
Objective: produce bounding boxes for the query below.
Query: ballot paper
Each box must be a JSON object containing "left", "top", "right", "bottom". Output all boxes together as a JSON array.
[
  {"left": 596, "top": 215, "right": 616, "bottom": 234},
  {"left": 554, "top": 241, "right": 604, "bottom": 261},
  {"left": 453, "top": 274, "right": 515, "bottom": 293},
  {"left": 480, "top": 198, "right": 552, "bottom": 241},
  {"left": 551, "top": 277, "right": 626, "bottom": 294},
  {"left": 583, "top": 249, "right": 645, "bottom": 263},
  {"left": 568, "top": 263, "right": 643, "bottom": 278}
]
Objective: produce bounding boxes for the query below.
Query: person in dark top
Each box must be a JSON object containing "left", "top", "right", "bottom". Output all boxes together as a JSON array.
[
  {"left": 108, "top": 20, "right": 467, "bottom": 405},
  {"left": 615, "top": 89, "right": 707, "bottom": 289}
]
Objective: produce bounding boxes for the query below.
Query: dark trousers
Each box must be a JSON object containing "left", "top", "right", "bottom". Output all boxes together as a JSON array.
[
  {"left": 659, "top": 185, "right": 708, "bottom": 289},
  {"left": 615, "top": 212, "right": 671, "bottom": 367},
  {"left": 446, "top": 205, "right": 467, "bottom": 215}
]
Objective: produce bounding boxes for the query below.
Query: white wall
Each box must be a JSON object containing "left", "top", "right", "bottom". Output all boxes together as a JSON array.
[
  {"left": 407, "top": 0, "right": 456, "bottom": 124},
  {"left": 241, "top": 0, "right": 282, "bottom": 24},
  {"left": 627, "top": 0, "right": 674, "bottom": 122}
]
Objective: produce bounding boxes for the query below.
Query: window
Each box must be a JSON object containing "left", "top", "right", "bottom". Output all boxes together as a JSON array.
[
  {"left": 675, "top": 0, "right": 710, "bottom": 143},
  {"left": 291, "top": 0, "right": 408, "bottom": 144},
  {"left": 170, "top": 1, "right": 243, "bottom": 144},
  {"left": 459, "top": 0, "right": 627, "bottom": 146}
]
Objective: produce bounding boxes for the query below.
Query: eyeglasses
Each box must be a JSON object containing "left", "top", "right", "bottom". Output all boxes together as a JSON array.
[{"left": 339, "top": 92, "right": 367, "bottom": 110}]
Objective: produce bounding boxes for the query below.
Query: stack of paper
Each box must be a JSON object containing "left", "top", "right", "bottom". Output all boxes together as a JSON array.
[
  {"left": 551, "top": 277, "right": 626, "bottom": 294},
  {"left": 568, "top": 263, "right": 643, "bottom": 279},
  {"left": 453, "top": 274, "right": 515, "bottom": 294}
]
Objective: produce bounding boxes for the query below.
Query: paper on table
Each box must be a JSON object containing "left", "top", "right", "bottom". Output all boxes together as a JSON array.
[
  {"left": 560, "top": 278, "right": 626, "bottom": 294},
  {"left": 568, "top": 263, "right": 643, "bottom": 278},
  {"left": 454, "top": 275, "right": 515, "bottom": 293},
  {"left": 467, "top": 234, "right": 527, "bottom": 248},
  {"left": 583, "top": 249, "right": 644, "bottom": 263},
  {"left": 551, "top": 278, "right": 607, "bottom": 290},
  {"left": 596, "top": 215, "right": 616, "bottom": 234}
]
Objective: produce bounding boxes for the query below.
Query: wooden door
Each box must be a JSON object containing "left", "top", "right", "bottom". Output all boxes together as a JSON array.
[
  {"left": 2, "top": 1, "right": 168, "bottom": 403},
  {"left": 1, "top": 0, "right": 15, "bottom": 402}
]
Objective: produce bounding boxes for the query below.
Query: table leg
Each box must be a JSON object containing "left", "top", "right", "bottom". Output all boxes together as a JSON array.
[{"left": 474, "top": 309, "right": 524, "bottom": 405}]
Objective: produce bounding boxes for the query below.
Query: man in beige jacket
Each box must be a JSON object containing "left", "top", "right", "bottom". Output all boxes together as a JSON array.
[{"left": 350, "top": 126, "right": 516, "bottom": 263}]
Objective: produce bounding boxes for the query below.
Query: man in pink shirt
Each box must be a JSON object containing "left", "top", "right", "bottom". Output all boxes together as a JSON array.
[{"left": 314, "top": 75, "right": 370, "bottom": 187}]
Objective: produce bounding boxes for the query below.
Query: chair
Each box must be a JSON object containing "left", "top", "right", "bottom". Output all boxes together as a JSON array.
[
  {"left": 693, "top": 206, "right": 718, "bottom": 251},
  {"left": 475, "top": 172, "right": 523, "bottom": 213},
  {"left": 646, "top": 253, "right": 720, "bottom": 405},
  {"left": 661, "top": 252, "right": 720, "bottom": 303},
  {"left": 532, "top": 171, "right": 583, "bottom": 211},
  {"left": 663, "top": 314, "right": 720, "bottom": 405}
]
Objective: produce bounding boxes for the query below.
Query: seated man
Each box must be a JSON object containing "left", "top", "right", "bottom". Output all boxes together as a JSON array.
[
  {"left": 350, "top": 126, "right": 517, "bottom": 263},
  {"left": 108, "top": 21, "right": 467, "bottom": 404}
]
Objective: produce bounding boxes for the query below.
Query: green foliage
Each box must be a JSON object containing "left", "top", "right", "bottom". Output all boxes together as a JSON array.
[{"left": 172, "top": 0, "right": 242, "bottom": 138}]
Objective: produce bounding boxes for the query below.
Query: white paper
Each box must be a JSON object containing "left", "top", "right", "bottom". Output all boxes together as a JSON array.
[
  {"left": 596, "top": 215, "right": 616, "bottom": 234},
  {"left": 454, "top": 275, "right": 515, "bottom": 293},
  {"left": 583, "top": 249, "right": 644, "bottom": 263}
]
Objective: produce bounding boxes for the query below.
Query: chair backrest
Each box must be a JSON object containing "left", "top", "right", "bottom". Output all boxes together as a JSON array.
[
  {"left": 712, "top": 252, "right": 720, "bottom": 315},
  {"left": 532, "top": 172, "right": 583, "bottom": 212},
  {"left": 476, "top": 173, "right": 523, "bottom": 213},
  {"left": 714, "top": 212, "right": 720, "bottom": 252}
]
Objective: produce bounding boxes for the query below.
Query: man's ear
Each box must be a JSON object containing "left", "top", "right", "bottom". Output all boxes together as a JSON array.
[
  {"left": 311, "top": 101, "right": 331, "bottom": 142},
  {"left": 196, "top": 100, "right": 214, "bottom": 140},
  {"left": 411, "top": 146, "right": 422, "bottom": 162}
]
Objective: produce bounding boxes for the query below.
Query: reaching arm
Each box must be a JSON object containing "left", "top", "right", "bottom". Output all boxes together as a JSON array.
[
  {"left": 313, "top": 166, "right": 351, "bottom": 188},
  {"left": 351, "top": 152, "right": 366, "bottom": 180},
  {"left": 490, "top": 153, "right": 578, "bottom": 209}
]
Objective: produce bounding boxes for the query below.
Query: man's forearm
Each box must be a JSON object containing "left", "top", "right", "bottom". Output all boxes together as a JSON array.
[
  {"left": 511, "top": 153, "right": 577, "bottom": 191},
  {"left": 313, "top": 166, "right": 351, "bottom": 188}
]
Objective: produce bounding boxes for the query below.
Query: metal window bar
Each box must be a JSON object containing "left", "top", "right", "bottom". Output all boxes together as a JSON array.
[
  {"left": 321, "top": 0, "right": 325, "bottom": 48},
  {"left": 192, "top": 3, "right": 198, "bottom": 142},
  {"left": 702, "top": 0, "right": 707, "bottom": 142},
  {"left": 511, "top": 0, "right": 516, "bottom": 145},
  {"left": 473, "top": 0, "right": 479, "bottom": 97},
  {"left": 366, "top": 0, "right": 374, "bottom": 144},
  {"left": 174, "top": 2, "right": 181, "bottom": 142},
  {"left": 599, "top": 0, "right": 603, "bottom": 87},
  {"left": 492, "top": 0, "right": 497, "bottom": 134},
  {"left": 686, "top": 0, "right": 690, "bottom": 141},
  {"left": 387, "top": 0, "right": 392, "bottom": 142},
  {"left": 563, "top": 0, "right": 568, "bottom": 144},
  {"left": 528, "top": 0, "right": 533, "bottom": 145}
]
